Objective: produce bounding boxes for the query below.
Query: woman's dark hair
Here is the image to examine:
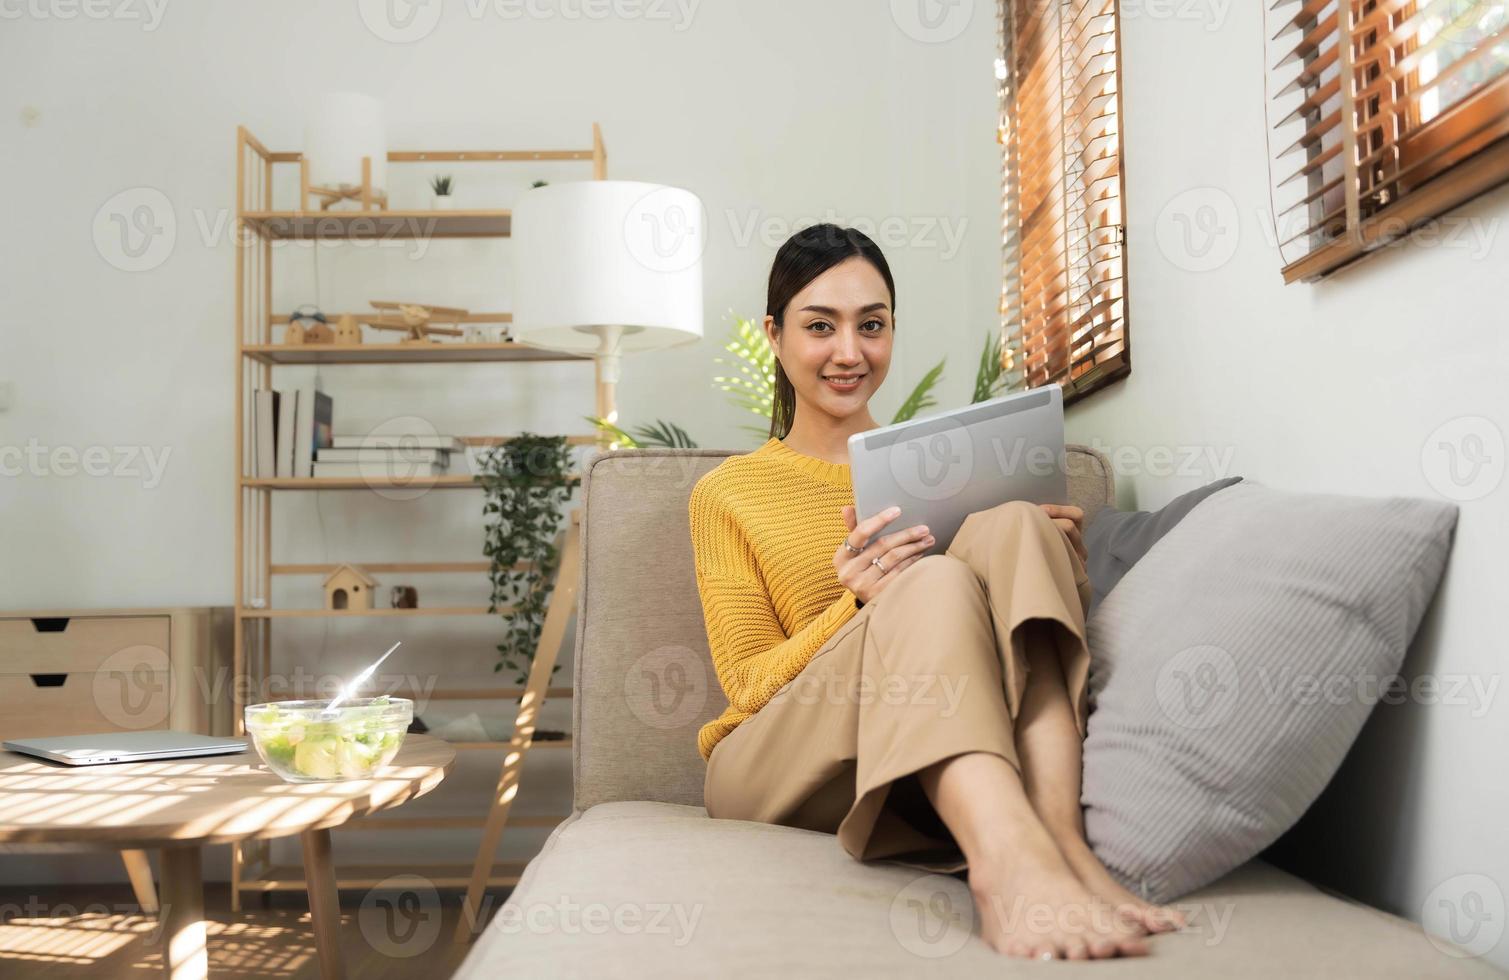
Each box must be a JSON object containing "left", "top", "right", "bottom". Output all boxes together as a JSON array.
[{"left": 766, "top": 224, "right": 896, "bottom": 439}]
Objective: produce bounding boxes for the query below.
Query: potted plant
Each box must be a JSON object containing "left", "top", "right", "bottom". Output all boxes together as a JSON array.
[
  {"left": 476, "top": 434, "right": 578, "bottom": 689},
  {"left": 429, "top": 174, "right": 454, "bottom": 210}
]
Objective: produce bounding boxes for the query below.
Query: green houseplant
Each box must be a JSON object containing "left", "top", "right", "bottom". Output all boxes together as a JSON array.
[{"left": 476, "top": 434, "right": 578, "bottom": 684}]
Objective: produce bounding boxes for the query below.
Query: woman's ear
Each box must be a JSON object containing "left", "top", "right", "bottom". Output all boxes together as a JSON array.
[{"left": 762, "top": 314, "right": 779, "bottom": 355}]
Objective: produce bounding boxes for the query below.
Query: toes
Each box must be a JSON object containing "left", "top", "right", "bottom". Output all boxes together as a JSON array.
[
  {"left": 1030, "top": 943, "right": 1059, "bottom": 961},
  {"left": 1003, "top": 939, "right": 1033, "bottom": 959},
  {"left": 1062, "top": 938, "right": 1091, "bottom": 960},
  {"left": 1086, "top": 936, "right": 1120, "bottom": 959},
  {"left": 1115, "top": 935, "right": 1151, "bottom": 957}
]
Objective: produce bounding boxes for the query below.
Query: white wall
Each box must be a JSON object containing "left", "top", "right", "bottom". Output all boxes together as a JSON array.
[
  {"left": 1070, "top": 1, "right": 1509, "bottom": 967},
  {"left": 0, "top": 1, "right": 1001, "bottom": 880}
]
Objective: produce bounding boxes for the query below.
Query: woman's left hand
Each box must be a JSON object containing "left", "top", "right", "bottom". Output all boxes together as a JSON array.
[{"left": 1039, "top": 503, "right": 1088, "bottom": 564}]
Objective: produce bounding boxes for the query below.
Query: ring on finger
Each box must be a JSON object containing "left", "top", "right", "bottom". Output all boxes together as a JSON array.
[
  {"left": 871, "top": 556, "right": 887, "bottom": 574},
  {"left": 843, "top": 540, "right": 864, "bottom": 556}
]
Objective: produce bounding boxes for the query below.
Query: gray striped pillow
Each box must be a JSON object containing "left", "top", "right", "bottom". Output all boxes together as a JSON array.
[{"left": 1081, "top": 481, "right": 1457, "bottom": 902}]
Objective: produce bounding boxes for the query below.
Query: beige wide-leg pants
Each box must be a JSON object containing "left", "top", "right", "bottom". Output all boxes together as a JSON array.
[{"left": 704, "top": 500, "right": 1092, "bottom": 874}]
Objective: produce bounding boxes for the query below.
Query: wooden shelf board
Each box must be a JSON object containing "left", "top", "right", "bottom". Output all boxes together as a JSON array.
[
  {"left": 240, "top": 209, "right": 512, "bottom": 240},
  {"left": 238, "top": 606, "right": 494, "bottom": 619},
  {"left": 242, "top": 342, "right": 591, "bottom": 365},
  {"left": 238, "top": 861, "right": 529, "bottom": 892}
]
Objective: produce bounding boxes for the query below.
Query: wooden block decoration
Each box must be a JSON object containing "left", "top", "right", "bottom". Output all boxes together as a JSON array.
[
  {"left": 284, "top": 322, "right": 308, "bottom": 345},
  {"left": 324, "top": 564, "right": 377, "bottom": 611},
  {"left": 305, "top": 321, "right": 335, "bottom": 344},
  {"left": 333, "top": 314, "right": 362, "bottom": 344}
]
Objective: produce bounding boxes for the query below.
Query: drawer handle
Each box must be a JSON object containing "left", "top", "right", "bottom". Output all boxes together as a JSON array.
[
  {"left": 30, "top": 673, "right": 67, "bottom": 688},
  {"left": 31, "top": 618, "right": 70, "bottom": 633}
]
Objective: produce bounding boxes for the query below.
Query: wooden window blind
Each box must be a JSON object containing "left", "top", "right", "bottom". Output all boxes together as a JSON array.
[
  {"left": 998, "top": 0, "right": 1131, "bottom": 404},
  {"left": 1269, "top": 1, "right": 1509, "bottom": 282}
]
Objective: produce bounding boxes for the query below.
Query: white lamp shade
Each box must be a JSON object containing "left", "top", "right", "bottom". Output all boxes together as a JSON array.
[
  {"left": 511, "top": 181, "right": 704, "bottom": 354},
  {"left": 304, "top": 93, "right": 388, "bottom": 192}
]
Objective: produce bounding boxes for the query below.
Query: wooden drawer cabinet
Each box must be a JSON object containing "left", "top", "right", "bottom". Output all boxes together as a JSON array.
[{"left": 0, "top": 608, "right": 231, "bottom": 741}]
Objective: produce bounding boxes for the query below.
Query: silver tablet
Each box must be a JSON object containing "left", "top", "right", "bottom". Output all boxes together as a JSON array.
[
  {"left": 3, "top": 731, "right": 248, "bottom": 766},
  {"left": 848, "top": 385, "right": 1067, "bottom": 556}
]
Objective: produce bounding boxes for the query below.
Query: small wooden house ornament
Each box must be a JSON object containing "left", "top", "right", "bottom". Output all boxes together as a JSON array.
[
  {"left": 333, "top": 314, "right": 363, "bottom": 344},
  {"left": 324, "top": 563, "right": 378, "bottom": 610}
]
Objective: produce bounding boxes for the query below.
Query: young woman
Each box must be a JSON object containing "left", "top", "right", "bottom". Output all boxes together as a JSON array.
[{"left": 689, "top": 224, "right": 1183, "bottom": 961}]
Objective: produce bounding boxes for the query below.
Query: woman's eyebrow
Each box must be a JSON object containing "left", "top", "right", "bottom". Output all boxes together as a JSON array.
[{"left": 798, "top": 302, "right": 890, "bottom": 315}]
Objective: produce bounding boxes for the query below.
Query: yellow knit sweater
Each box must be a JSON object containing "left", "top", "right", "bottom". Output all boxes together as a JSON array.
[{"left": 688, "top": 437, "right": 862, "bottom": 760}]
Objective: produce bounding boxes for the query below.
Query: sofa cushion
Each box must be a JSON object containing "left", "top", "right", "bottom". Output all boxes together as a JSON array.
[
  {"left": 572, "top": 445, "right": 1116, "bottom": 812},
  {"left": 1083, "top": 476, "right": 1243, "bottom": 615},
  {"left": 455, "top": 801, "right": 1496, "bottom": 978},
  {"left": 1082, "top": 481, "right": 1458, "bottom": 905}
]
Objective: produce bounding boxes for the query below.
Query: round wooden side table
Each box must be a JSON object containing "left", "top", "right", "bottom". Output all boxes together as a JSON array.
[{"left": 0, "top": 733, "right": 455, "bottom": 980}]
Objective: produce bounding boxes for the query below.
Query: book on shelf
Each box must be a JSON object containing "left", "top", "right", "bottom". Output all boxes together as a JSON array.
[
  {"left": 292, "top": 385, "right": 334, "bottom": 479},
  {"left": 276, "top": 390, "right": 298, "bottom": 477},
  {"left": 312, "top": 461, "right": 452, "bottom": 478},
  {"left": 253, "top": 389, "right": 282, "bottom": 479},
  {"left": 316, "top": 447, "right": 451, "bottom": 466},
  {"left": 330, "top": 433, "right": 465, "bottom": 452}
]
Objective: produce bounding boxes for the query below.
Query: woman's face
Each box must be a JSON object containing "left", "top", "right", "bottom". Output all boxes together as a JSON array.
[{"left": 765, "top": 256, "right": 894, "bottom": 424}]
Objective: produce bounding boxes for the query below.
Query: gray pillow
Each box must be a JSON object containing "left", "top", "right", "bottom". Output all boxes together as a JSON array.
[
  {"left": 1081, "top": 481, "right": 1457, "bottom": 903},
  {"left": 1083, "top": 477, "right": 1243, "bottom": 615}
]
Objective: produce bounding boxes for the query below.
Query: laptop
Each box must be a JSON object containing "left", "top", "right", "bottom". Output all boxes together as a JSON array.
[
  {"left": 3, "top": 731, "right": 249, "bottom": 766},
  {"left": 848, "top": 384, "right": 1067, "bottom": 556}
]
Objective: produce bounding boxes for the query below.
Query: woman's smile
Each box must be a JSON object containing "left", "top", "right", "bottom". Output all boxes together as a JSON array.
[{"left": 822, "top": 372, "right": 866, "bottom": 393}]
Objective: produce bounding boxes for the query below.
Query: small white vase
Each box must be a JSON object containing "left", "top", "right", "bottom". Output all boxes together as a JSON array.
[{"left": 431, "top": 195, "right": 454, "bottom": 210}]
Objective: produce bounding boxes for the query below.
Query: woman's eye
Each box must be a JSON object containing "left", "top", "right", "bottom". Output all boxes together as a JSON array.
[
  {"left": 862, "top": 319, "right": 885, "bottom": 332},
  {"left": 807, "top": 321, "right": 833, "bottom": 333}
]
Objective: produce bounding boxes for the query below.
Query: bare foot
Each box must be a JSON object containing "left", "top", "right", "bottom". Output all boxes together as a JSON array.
[
  {"left": 1054, "top": 833, "right": 1186, "bottom": 934},
  {"left": 967, "top": 831, "right": 1149, "bottom": 960}
]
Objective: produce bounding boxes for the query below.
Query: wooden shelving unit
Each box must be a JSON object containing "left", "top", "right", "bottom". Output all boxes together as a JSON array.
[{"left": 232, "top": 123, "right": 607, "bottom": 918}]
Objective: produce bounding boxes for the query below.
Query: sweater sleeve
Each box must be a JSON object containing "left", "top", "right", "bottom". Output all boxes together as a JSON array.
[{"left": 689, "top": 479, "right": 860, "bottom": 717}]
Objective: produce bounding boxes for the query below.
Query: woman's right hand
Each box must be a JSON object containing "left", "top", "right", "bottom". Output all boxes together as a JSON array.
[{"left": 834, "top": 505, "right": 936, "bottom": 605}]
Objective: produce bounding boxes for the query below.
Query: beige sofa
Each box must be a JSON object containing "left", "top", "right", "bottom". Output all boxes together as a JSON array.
[{"left": 455, "top": 447, "right": 1499, "bottom": 978}]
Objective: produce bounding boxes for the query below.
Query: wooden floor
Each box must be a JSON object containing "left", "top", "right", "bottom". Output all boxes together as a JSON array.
[{"left": 0, "top": 882, "right": 502, "bottom": 978}]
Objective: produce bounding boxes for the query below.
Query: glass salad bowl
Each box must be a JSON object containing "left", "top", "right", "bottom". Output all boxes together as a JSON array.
[{"left": 244, "top": 697, "right": 412, "bottom": 783}]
